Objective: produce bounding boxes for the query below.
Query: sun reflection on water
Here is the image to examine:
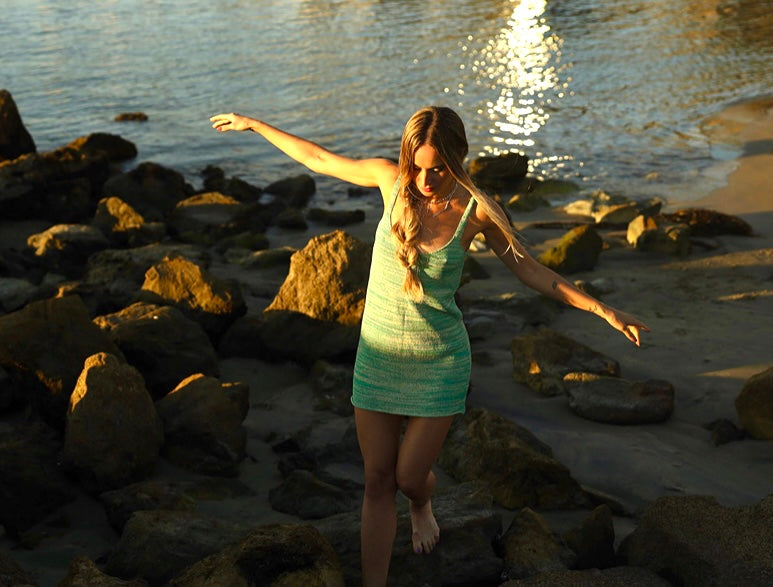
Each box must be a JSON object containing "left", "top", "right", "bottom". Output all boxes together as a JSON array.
[{"left": 461, "top": 0, "right": 574, "bottom": 177}]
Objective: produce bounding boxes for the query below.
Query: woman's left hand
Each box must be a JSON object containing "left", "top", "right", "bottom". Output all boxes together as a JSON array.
[{"left": 604, "top": 308, "right": 650, "bottom": 346}]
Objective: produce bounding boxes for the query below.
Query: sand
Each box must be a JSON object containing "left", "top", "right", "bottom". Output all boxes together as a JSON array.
[{"left": 3, "top": 97, "right": 772, "bottom": 585}]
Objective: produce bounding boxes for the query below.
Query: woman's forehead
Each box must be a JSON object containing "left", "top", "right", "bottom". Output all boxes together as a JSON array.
[{"left": 413, "top": 144, "right": 443, "bottom": 167}]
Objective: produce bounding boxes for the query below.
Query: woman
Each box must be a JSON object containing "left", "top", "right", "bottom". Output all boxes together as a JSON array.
[{"left": 210, "top": 106, "right": 648, "bottom": 586}]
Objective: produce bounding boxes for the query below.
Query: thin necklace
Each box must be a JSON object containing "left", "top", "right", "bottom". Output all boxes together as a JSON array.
[{"left": 423, "top": 181, "right": 458, "bottom": 218}]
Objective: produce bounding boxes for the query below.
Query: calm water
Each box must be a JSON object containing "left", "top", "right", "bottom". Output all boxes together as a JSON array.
[{"left": 5, "top": 0, "right": 773, "bottom": 209}]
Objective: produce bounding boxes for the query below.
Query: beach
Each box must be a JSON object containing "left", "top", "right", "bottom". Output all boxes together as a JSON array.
[{"left": 1, "top": 94, "right": 772, "bottom": 585}]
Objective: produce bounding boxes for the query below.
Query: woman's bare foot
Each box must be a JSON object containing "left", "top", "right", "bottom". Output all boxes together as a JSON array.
[{"left": 409, "top": 499, "right": 440, "bottom": 554}]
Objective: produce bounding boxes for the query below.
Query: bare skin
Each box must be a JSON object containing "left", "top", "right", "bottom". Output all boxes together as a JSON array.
[{"left": 209, "top": 111, "right": 650, "bottom": 586}]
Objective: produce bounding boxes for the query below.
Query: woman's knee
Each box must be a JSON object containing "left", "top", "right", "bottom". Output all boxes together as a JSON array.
[
  {"left": 395, "top": 467, "right": 433, "bottom": 501},
  {"left": 363, "top": 467, "right": 397, "bottom": 498}
]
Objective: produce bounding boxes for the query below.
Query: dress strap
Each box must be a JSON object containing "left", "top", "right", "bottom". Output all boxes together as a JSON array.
[
  {"left": 386, "top": 175, "right": 401, "bottom": 220},
  {"left": 452, "top": 195, "right": 477, "bottom": 239}
]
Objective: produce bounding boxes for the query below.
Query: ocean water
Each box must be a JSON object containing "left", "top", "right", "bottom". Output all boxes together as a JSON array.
[{"left": 4, "top": 0, "right": 773, "bottom": 209}]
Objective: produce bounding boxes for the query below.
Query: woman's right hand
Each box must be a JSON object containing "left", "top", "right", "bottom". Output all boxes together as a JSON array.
[{"left": 210, "top": 112, "right": 255, "bottom": 132}]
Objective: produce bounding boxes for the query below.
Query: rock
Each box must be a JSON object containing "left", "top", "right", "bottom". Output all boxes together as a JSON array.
[
  {"left": 242, "top": 246, "right": 295, "bottom": 269},
  {"left": 561, "top": 504, "right": 616, "bottom": 570},
  {"left": 704, "top": 418, "right": 746, "bottom": 446},
  {"left": 114, "top": 112, "right": 148, "bottom": 122},
  {"left": 507, "top": 191, "right": 551, "bottom": 212},
  {"left": 61, "top": 352, "right": 164, "bottom": 494},
  {"left": 564, "top": 373, "right": 674, "bottom": 424},
  {"left": 266, "top": 230, "right": 371, "bottom": 326},
  {"left": 26, "top": 223, "right": 110, "bottom": 277},
  {"left": 60, "top": 555, "right": 147, "bottom": 586},
  {"left": 94, "top": 302, "right": 218, "bottom": 399},
  {"left": 499, "top": 507, "right": 574, "bottom": 580},
  {"left": 102, "top": 161, "right": 194, "bottom": 221},
  {"left": 99, "top": 478, "right": 255, "bottom": 534},
  {"left": 168, "top": 524, "right": 345, "bottom": 587},
  {"left": 92, "top": 196, "right": 163, "bottom": 247},
  {"left": 468, "top": 152, "right": 529, "bottom": 193},
  {"left": 537, "top": 225, "right": 604, "bottom": 274},
  {"left": 307, "top": 207, "right": 366, "bottom": 226},
  {"left": 0, "top": 295, "right": 125, "bottom": 430},
  {"left": 269, "top": 470, "right": 359, "bottom": 519},
  {"left": 104, "top": 510, "right": 251, "bottom": 586},
  {"left": 275, "top": 207, "right": 308, "bottom": 230},
  {"left": 564, "top": 191, "right": 630, "bottom": 218},
  {"left": 155, "top": 374, "right": 249, "bottom": 476},
  {"left": 0, "top": 549, "right": 38, "bottom": 586},
  {"left": 438, "top": 407, "right": 589, "bottom": 510},
  {"left": 309, "top": 360, "right": 354, "bottom": 416},
  {"left": 0, "top": 421, "right": 75, "bottom": 539},
  {"left": 500, "top": 566, "right": 672, "bottom": 586},
  {"left": 264, "top": 173, "right": 316, "bottom": 208},
  {"left": 619, "top": 494, "right": 773, "bottom": 586},
  {"left": 0, "top": 277, "right": 39, "bottom": 313},
  {"left": 0, "top": 89, "right": 36, "bottom": 161},
  {"left": 510, "top": 328, "right": 620, "bottom": 396},
  {"left": 168, "top": 191, "right": 252, "bottom": 245},
  {"left": 663, "top": 208, "right": 753, "bottom": 237},
  {"left": 627, "top": 214, "right": 691, "bottom": 256},
  {"left": 201, "top": 165, "right": 263, "bottom": 202},
  {"left": 64, "top": 132, "right": 137, "bottom": 163},
  {"left": 138, "top": 254, "right": 246, "bottom": 343},
  {"left": 735, "top": 366, "right": 773, "bottom": 440}
]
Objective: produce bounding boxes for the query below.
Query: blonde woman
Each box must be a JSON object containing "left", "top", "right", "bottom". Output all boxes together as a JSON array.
[{"left": 210, "top": 106, "right": 648, "bottom": 586}]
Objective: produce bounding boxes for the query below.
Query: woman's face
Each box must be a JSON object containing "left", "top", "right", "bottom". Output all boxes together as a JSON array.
[{"left": 412, "top": 144, "right": 455, "bottom": 198}]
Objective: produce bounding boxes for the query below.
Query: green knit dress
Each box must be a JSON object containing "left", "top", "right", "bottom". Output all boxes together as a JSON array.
[{"left": 351, "top": 180, "right": 476, "bottom": 417}]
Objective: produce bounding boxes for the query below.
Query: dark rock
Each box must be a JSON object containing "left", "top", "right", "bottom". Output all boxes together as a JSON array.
[
  {"left": 498, "top": 507, "right": 574, "bottom": 580},
  {"left": 0, "top": 89, "right": 36, "bottom": 161},
  {"left": 269, "top": 470, "right": 359, "bottom": 519},
  {"left": 275, "top": 207, "right": 308, "bottom": 230},
  {"left": 101, "top": 161, "right": 194, "bottom": 221},
  {"left": 266, "top": 230, "right": 371, "bottom": 326},
  {"left": 61, "top": 353, "right": 164, "bottom": 494},
  {"left": 307, "top": 207, "right": 366, "bottom": 226},
  {"left": 469, "top": 152, "right": 529, "bottom": 193},
  {"left": 65, "top": 132, "right": 137, "bottom": 163},
  {"left": 309, "top": 359, "right": 354, "bottom": 416},
  {"left": 168, "top": 191, "right": 251, "bottom": 245},
  {"left": 500, "top": 566, "right": 672, "bottom": 586},
  {"left": 704, "top": 418, "right": 746, "bottom": 446},
  {"left": 0, "top": 295, "right": 125, "bottom": 431},
  {"left": 627, "top": 214, "right": 692, "bottom": 256},
  {"left": 564, "top": 373, "right": 675, "bottom": 424},
  {"left": 537, "top": 225, "right": 604, "bottom": 274},
  {"left": 92, "top": 196, "right": 163, "bottom": 247},
  {"left": 26, "top": 223, "right": 110, "bottom": 277},
  {"left": 735, "top": 366, "right": 773, "bottom": 440},
  {"left": 104, "top": 510, "right": 251, "bottom": 586},
  {"left": 438, "top": 407, "right": 589, "bottom": 510},
  {"left": 201, "top": 165, "right": 263, "bottom": 203},
  {"left": 562, "top": 504, "right": 616, "bottom": 570},
  {"left": 0, "top": 421, "right": 75, "bottom": 539},
  {"left": 168, "top": 524, "right": 344, "bottom": 587},
  {"left": 664, "top": 208, "right": 753, "bottom": 237},
  {"left": 619, "top": 494, "right": 773, "bottom": 586},
  {"left": 60, "top": 555, "right": 147, "bottom": 586},
  {"left": 510, "top": 328, "right": 620, "bottom": 396},
  {"left": 264, "top": 173, "right": 316, "bottom": 208},
  {"left": 114, "top": 112, "right": 148, "bottom": 122},
  {"left": 155, "top": 374, "right": 249, "bottom": 476},
  {"left": 94, "top": 302, "right": 218, "bottom": 399}
]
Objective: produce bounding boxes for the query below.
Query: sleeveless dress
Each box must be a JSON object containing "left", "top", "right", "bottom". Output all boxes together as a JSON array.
[{"left": 351, "top": 179, "right": 476, "bottom": 417}]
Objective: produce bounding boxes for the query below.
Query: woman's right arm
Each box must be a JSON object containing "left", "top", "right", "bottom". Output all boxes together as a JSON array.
[{"left": 209, "top": 112, "right": 396, "bottom": 190}]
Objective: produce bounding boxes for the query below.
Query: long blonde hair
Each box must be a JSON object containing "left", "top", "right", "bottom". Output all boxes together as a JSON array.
[{"left": 392, "top": 106, "right": 519, "bottom": 299}]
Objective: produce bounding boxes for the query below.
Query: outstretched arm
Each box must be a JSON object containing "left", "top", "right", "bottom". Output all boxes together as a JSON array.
[
  {"left": 209, "top": 112, "right": 396, "bottom": 190},
  {"left": 482, "top": 216, "right": 650, "bottom": 346}
]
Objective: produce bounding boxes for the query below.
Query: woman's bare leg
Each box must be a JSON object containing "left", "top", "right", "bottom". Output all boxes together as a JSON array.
[
  {"left": 354, "top": 407, "right": 404, "bottom": 587},
  {"left": 396, "top": 415, "right": 455, "bottom": 554}
]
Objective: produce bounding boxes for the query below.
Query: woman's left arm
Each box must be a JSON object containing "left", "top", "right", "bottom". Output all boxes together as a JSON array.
[{"left": 482, "top": 220, "right": 650, "bottom": 346}]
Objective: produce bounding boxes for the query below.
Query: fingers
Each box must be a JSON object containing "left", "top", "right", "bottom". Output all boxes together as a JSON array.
[{"left": 209, "top": 113, "right": 236, "bottom": 132}]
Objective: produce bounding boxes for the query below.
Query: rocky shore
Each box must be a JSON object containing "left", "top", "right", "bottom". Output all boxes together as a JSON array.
[{"left": 1, "top": 88, "right": 772, "bottom": 586}]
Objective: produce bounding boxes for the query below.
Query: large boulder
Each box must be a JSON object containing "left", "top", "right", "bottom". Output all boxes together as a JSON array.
[
  {"left": 269, "top": 470, "right": 359, "bottom": 519},
  {"left": 264, "top": 173, "right": 316, "bottom": 208},
  {"left": 61, "top": 352, "right": 164, "bottom": 494},
  {"left": 93, "top": 302, "right": 219, "bottom": 399},
  {"left": 168, "top": 191, "right": 258, "bottom": 245},
  {"left": 169, "top": 524, "right": 345, "bottom": 587},
  {"left": 627, "top": 214, "right": 691, "bottom": 256},
  {"left": 266, "top": 230, "right": 370, "bottom": 326},
  {"left": 511, "top": 328, "right": 620, "bottom": 396},
  {"left": 468, "top": 152, "right": 529, "bottom": 193},
  {"left": 26, "top": 223, "right": 110, "bottom": 277},
  {"left": 735, "top": 366, "right": 773, "bottom": 440},
  {"left": 138, "top": 254, "right": 246, "bottom": 343},
  {"left": 92, "top": 196, "right": 164, "bottom": 247},
  {"left": 0, "top": 295, "right": 124, "bottom": 430},
  {"left": 438, "top": 408, "right": 589, "bottom": 510},
  {"left": 0, "top": 89, "right": 36, "bottom": 161},
  {"left": 663, "top": 208, "right": 753, "bottom": 237},
  {"left": 537, "top": 225, "right": 604, "bottom": 274},
  {"left": 155, "top": 374, "right": 249, "bottom": 476},
  {"left": 619, "top": 494, "right": 773, "bottom": 586}
]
